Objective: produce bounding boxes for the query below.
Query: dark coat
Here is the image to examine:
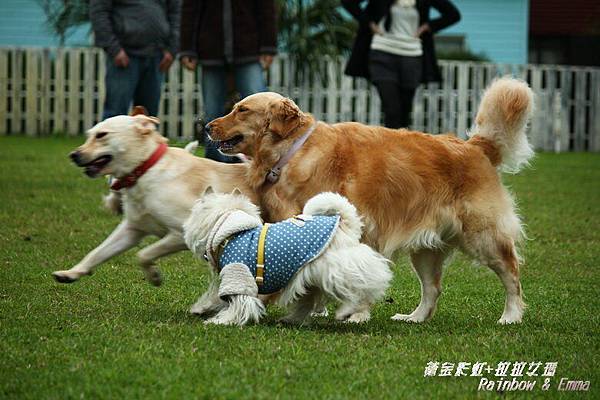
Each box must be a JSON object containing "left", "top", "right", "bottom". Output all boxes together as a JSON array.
[
  {"left": 179, "top": 0, "right": 277, "bottom": 66},
  {"left": 341, "top": 0, "right": 460, "bottom": 83},
  {"left": 90, "top": 0, "right": 181, "bottom": 58}
]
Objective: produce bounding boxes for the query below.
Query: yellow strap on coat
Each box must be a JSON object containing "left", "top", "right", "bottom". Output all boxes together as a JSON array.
[{"left": 256, "top": 223, "right": 270, "bottom": 286}]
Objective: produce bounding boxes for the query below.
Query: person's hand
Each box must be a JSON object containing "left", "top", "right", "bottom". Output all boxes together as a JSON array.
[
  {"left": 114, "top": 49, "right": 129, "bottom": 68},
  {"left": 181, "top": 56, "right": 197, "bottom": 71},
  {"left": 159, "top": 51, "right": 174, "bottom": 72},
  {"left": 369, "top": 22, "right": 384, "bottom": 35},
  {"left": 416, "top": 23, "right": 431, "bottom": 37},
  {"left": 259, "top": 54, "right": 274, "bottom": 70}
]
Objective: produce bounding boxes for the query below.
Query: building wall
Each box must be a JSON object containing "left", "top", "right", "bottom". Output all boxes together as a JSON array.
[
  {"left": 530, "top": 0, "right": 600, "bottom": 36},
  {"left": 440, "top": 0, "right": 529, "bottom": 64},
  {"left": 529, "top": 0, "right": 600, "bottom": 66},
  {"left": 0, "top": 0, "right": 90, "bottom": 47}
]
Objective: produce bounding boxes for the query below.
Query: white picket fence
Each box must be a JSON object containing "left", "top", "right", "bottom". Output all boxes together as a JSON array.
[{"left": 1, "top": 47, "right": 599, "bottom": 151}]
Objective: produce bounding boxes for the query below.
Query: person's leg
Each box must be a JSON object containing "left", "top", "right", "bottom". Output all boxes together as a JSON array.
[
  {"left": 395, "top": 55, "right": 421, "bottom": 129},
  {"left": 133, "top": 55, "right": 164, "bottom": 117},
  {"left": 369, "top": 50, "right": 406, "bottom": 129},
  {"left": 234, "top": 62, "right": 267, "bottom": 98},
  {"left": 102, "top": 56, "right": 140, "bottom": 119},
  {"left": 202, "top": 65, "right": 236, "bottom": 162},
  {"left": 373, "top": 81, "right": 404, "bottom": 129},
  {"left": 398, "top": 88, "right": 417, "bottom": 129}
]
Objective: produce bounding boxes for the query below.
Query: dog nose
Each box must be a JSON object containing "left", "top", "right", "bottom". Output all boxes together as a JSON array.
[{"left": 69, "top": 151, "right": 81, "bottom": 164}]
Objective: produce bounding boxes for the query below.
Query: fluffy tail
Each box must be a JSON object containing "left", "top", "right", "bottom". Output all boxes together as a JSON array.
[
  {"left": 184, "top": 140, "right": 199, "bottom": 153},
  {"left": 468, "top": 77, "right": 535, "bottom": 173},
  {"left": 303, "top": 192, "right": 363, "bottom": 241}
]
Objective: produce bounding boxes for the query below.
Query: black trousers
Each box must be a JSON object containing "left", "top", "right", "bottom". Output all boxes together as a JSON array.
[
  {"left": 368, "top": 51, "right": 421, "bottom": 129},
  {"left": 373, "top": 82, "right": 416, "bottom": 129}
]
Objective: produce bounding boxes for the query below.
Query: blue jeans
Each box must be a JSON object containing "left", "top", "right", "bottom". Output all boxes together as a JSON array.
[
  {"left": 102, "top": 55, "right": 163, "bottom": 120},
  {"left": 202, "top": 62, "right": 267, "bottom": 163}
]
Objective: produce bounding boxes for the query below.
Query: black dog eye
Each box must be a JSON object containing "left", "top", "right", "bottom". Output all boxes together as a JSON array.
[
  {"left": 96, "top": 132, "right": 108, "bottom": 139},
  {"left": 238, "top": 106, "right": 249, "bottom": 113}
]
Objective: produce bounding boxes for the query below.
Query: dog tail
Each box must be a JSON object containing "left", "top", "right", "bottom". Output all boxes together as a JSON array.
[
  {"left": 184, "top": 140, "right": 199, "bottom": 154},
  {"left": 468, "top": 77, "right": 535, "bottom": 173},
  {"left": 303, "top": 192, "right": 363, "bottom": 240}
]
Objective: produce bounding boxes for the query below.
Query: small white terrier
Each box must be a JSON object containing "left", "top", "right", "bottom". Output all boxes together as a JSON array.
[{"left": 183, "top": 190, "right": 392, "bottom": 326}]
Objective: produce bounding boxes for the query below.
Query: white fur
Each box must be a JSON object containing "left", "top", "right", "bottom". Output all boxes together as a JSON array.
[
  {"left": 189, "top": 277, "right": 228, "bottom": 317},
  {"left": 102, "top": 190, "right": 123, "bottom": 215},
  {"left": 303, "top": 192, "right": 363, "bottom": 241},
  {"left": 184, "top": 140, "right": 199, "bottom": 153},
  {"left": 468, "top": 77, "right": 535, "bottom": 173},
  {"left": 205, "top": 295, "right": 265, "bottom": 326},
  {"left": 183, "top": 192, "right": 262, "bottom": 259},
  {"left": 183, "top": 191, "right": 393, "bottom": 326}
]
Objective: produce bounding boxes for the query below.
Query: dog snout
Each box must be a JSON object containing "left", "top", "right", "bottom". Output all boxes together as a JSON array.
[{"left": 69, "top": 151, "right": 82, "bottom": 165}]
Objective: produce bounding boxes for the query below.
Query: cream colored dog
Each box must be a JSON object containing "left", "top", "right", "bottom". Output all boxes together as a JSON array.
[{"left": 52, "top": 114, "right": 252, "bottom": 285}]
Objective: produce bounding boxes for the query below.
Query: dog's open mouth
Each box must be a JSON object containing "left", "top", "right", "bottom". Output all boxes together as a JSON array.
[
  {"left": 215, "top": 135, "right": 244, "bottom": 152},
  {"left": 82, "top": 155, "right": 113, "bottom": 177}
]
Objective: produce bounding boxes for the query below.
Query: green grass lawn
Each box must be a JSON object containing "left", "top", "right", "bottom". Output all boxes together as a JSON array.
[{"left": 0, "top": 136, "right": 599, "bottom": 399}]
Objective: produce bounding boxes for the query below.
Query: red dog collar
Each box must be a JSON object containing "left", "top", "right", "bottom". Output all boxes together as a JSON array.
[{"left": 110, "top": 143, "right": 168, "bottom": 191}]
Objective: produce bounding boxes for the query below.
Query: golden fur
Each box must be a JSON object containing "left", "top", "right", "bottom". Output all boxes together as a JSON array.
[{"left": 206, "top": 77, "right": 535, "bottom": 324}]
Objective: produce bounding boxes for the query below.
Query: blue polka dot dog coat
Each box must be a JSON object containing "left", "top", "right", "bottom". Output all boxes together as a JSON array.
[{"left": 209, "top": 214, "right": 340, "bottom": 294}]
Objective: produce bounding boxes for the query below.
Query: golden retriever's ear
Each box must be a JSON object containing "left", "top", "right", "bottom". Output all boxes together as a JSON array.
[
  {"left": 268, "top": 98, "right": 301, "bottom": 137},
  {"left": 130, "top": 106, "right": 148, "bottom": 116},
  {"left": 133, "top": 115, "right": 160, "bottom": 135}
]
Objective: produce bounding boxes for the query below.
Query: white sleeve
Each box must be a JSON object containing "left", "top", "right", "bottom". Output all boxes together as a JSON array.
[{"left": 218, "top": 263, "right": 259, "bottom": 299}]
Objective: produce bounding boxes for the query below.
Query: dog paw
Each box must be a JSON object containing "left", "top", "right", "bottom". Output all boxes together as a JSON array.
[
  {"left": 344, "top": 311, "right": 370, "bottom": 324},
  {"left": 52, "top": 270, "right": 81, "bottom": 283},
  {"left": 391, "top": 313, "right": 427, "bottom": 323},
  {"left": 204, "top": 317, "right": 235, "bottom": 326},
  {"left": 143, "top": 268, "right": 162, "bottom": 287},
  {"left": 190, "top": 305, "right": 209, "bottom": 316},
  {"left": 497, "top": 315, "right": 522, "bottom": 325},
  {"left": 311, "top": 307, "right": 329, "bottom": 318},
  {"left": 190, "top": 303, "right": 223, "bottom": 318},
  {"left": 334, "top": 305, "right": 355, "bottom": 321}
]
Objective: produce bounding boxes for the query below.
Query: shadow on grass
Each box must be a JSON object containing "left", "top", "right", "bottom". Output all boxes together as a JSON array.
[{"left": 134, "top": 303, "right": 527, "bottom": 338}]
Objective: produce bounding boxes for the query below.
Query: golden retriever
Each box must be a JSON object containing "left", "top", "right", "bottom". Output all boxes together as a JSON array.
[{"left": 206, "top": 77, "right": 534, "bottom": 324}]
